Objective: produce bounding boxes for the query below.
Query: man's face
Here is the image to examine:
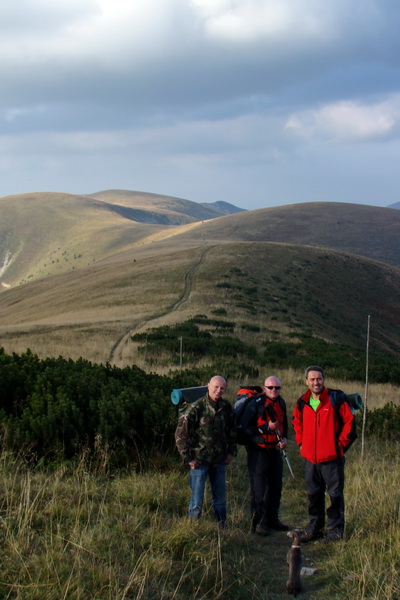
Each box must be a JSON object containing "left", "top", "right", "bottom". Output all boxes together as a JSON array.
[
  {"left": 208, "top": 378, "right": 226, "bottom": 402},
  {"left": 306, "top": 370, "right": 324, "bottom": 396},
  {"left": 263, "top": 377, "right": 281, "bottom": 400}
]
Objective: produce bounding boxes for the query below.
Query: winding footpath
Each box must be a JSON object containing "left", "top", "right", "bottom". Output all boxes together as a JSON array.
[{"left": 107, "top": 245, "right": 215, "bottom": 365}]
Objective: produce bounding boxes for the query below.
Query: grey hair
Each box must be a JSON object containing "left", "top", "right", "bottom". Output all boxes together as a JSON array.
[{"left": 304, "top": 365, "right": 325, "bottom": 379}]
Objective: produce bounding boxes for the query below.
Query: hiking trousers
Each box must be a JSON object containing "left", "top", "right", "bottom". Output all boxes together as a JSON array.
[
  {"left": 246, "top": 445, "right": 283, "bottom": 528},
  {"left": 304, "top": 457, "right": 345, "bottom": 536}
]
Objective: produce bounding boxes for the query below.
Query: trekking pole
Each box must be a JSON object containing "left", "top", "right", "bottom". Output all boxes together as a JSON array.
[
  {"left": 275, "top": 428, "right": 296, "bottom": 480},
  {"left": 266, "top": 404, "right": 296, "bottom": 480}
]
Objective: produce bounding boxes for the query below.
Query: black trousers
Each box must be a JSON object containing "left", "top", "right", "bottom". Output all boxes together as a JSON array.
[
  {"left": 246, "top": 445, "right": 283, "bottom": 527},
  {"left": 304, "top": 457, "right": 345, "bottom": 534}
]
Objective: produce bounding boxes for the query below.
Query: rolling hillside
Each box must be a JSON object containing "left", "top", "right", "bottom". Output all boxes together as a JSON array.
[
  {"left": 87, "top": 189, "right": 244, "bottom": 221},
  {"left": 2, "top": 192, "right": 400, "bottom": 293},
  {"left": 166, "top": 202, "right": 400, "bottom": 268},
  {"left": 0, "top": 190, "right": 399, "bottom": 369},
  {"left": 0, "top": 240, "right": 399, "bottom": 368},
  {"left": 0, "top": 190, "right": 242, "bottom": 289}
]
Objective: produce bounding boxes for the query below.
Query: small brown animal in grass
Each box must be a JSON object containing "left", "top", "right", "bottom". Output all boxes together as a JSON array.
[{"left": 286, "top": 530, "right": 303, "bottom": 596}]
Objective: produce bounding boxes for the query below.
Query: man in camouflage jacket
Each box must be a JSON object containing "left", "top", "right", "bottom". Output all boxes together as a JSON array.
[{"left": 175, "top": 375, "right": 237, "bottom": 526}]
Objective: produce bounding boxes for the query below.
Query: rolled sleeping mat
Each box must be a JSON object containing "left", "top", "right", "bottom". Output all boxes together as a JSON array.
[
  {"left": 171, "top": 386, "right": 208, "bottom": 405},
  {"left": 346, "top": 393, "right": 363, "bottom": 412}
]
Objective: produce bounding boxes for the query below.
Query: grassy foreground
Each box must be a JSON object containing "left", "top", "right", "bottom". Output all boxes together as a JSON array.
[{"left": 0, "top": 436, "right": 398, "bottom": 600}]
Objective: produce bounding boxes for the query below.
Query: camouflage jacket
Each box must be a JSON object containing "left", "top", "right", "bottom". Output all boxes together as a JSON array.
[{"left": 175, "top": 395, "right": 237, "bottom": 466}]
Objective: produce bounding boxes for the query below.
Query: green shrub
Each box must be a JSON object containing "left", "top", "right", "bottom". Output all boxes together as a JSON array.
[
  {"left": 0, "top": 349, "right": 176, "bottom": 468},
  {"left": 360, "top": 402, "right": 400, "bottom": 439}
]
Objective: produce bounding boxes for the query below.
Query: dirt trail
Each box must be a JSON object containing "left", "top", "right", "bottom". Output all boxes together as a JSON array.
[{"left": 107, "top": 245, "right": 215, "bottom": 365}]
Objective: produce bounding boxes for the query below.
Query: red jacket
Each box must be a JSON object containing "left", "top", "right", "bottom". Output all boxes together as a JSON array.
[
  {"left": 257, "top": 396, "right": 287, "bottom": 449},
  {"left": 292, "top": 387, "right": 355, "bottom": 464}
]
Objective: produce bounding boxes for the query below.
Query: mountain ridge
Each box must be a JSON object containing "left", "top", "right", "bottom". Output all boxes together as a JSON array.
[
  {"left": 1, "top": 190, "right": 399, "bottom": 369},
  {"left": 1, "top": 193, "right": 400, "bottom": 291}
]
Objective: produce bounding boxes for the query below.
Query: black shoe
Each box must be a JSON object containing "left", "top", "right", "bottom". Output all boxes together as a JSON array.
[
  {"left": 268, "top": 520, "right": 290, "bottom": 531},
  {"left": 255, "top": 524, "right": 270, "bottom": 537},
  {"left": 322, "top": 530, "right": 343, "bottom": 543},
  {"left": 298, "top": 529, "right": 324, "bottom": 543}
]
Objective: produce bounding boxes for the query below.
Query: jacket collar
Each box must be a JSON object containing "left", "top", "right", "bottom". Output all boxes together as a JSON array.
[{"left": 301, "top": 387, "right": 329, "bottom": 404}]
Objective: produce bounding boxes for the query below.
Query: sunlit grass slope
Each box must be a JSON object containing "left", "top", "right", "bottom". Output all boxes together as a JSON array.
[
  {"left": 2, "top": 194, "right": 400, "bottom": 293},
  {"left": 0, "top": 242, "right": 399, "bottom": 367},
  {"left": 0, "top": 192, "right": 175, "bottom": 287}
]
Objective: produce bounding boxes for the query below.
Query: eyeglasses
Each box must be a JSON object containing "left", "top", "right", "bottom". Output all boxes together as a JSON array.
[{"left": 265, "top": 386, "right": 281, "bottom": 390}]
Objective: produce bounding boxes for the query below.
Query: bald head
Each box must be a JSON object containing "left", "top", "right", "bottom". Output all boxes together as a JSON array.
[
  {"left": 263, "top": 375, "right": 281, "bottom": 399},
  {"left": 208, "top": 375, "right": 226, "bottom": 402}
]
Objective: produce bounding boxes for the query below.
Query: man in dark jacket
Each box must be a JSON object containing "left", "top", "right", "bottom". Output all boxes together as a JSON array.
[
  {"left": 175, "top": 375, "right": 237, "bottom": 527},
  {"left": 239, "top": 375, "right": 289, "bottom": 536},
  {"left": 292, "top": 365, "right": 356, "bottom": 543}
]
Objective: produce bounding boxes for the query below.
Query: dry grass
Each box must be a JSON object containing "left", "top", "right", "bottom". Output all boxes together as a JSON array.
[
  {"left": 0, "top": 369, "right": 397, "bottom": 599},
  {"left": 0, "top": 412, "right": 398, "bottom": 600},
  {"left": 1, "top": 241, "right": 400, "bottom": 371},
  {"left": 2, "top": 194, "right": 400, "bottom": 371}
]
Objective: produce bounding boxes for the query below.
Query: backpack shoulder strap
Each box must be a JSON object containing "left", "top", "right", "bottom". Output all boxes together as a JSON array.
[{"left": 328, "top": 389, "right": 347, "bottom": 413}]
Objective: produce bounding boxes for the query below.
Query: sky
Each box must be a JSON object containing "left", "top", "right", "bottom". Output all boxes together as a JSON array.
[{"left": 1, "top": 0, "right": 400, "bottom": 210}]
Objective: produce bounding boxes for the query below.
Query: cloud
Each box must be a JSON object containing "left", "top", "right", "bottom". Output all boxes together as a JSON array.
[
  {"left": 1, "top": 0, "right": 400, "bottom": 208},
  {"left": 286, "top": 95, "right": 400, "bottom": 142},
  {"left": 189, "top": 0, "right": 385, "bottom": 49}
]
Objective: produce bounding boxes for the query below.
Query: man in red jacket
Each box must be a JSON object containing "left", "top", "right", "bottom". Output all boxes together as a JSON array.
[
  {"left": 292, "top": 365, "right": 356, "bottom": 543},
  {"left": 240, "top": 375, "right": 289, "bottom": 536}
]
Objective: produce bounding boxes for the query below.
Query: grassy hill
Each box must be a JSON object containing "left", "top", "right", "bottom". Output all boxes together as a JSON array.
[
  {"left": 1, "top": 190, "right": 400, "bottom": 368},
  {"left": 168, "top": 202, "right": 400, "bottom": 268},
  {"left": 0, "top": 192, "right": 170, "bottom": 288},
  {"left": 0, "top": 240, "right": 399, "bottom": 368},
  {"left": 2, "top": 193, "right": 400, "bottom": 291},
  {"left": 0, "top": 190, "right": 244, "bottom": 289},
  {"left": 87, "top": 189, "right": 243, "bottom": 221}
]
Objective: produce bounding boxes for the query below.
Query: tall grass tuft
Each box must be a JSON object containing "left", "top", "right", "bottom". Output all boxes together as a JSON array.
[{"left": 313, "top": 442, "right": 400, "bottom": 600}]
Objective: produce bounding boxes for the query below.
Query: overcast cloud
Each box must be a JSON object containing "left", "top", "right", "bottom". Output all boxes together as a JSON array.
[{"left": 1, "top": 0, "right": 400, "bottom": 209}]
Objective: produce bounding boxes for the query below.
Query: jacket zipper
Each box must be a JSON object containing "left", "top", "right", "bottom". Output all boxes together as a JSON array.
[{"left": 314, "top": 411, "right": 320, "bottom": 463}]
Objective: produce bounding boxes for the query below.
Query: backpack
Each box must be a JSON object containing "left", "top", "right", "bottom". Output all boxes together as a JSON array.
[
  {"left": 329, "top": 389, "right": 359, "bottom": 453},
  {"left": 234, "top": 385, "right": 265, "bottom": 445}
]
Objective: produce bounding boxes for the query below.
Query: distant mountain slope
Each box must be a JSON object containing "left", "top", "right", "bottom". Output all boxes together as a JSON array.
[
  {"left": 166, "top": 202, "right": 400, "bottom": 268},
  {"left": 0, "top": 242, "right": 399, "bottom": 367},
  {"left": 388, "top": 202, "right": 400, "bottom": 209},
  {"left": 0, "top": 191, "right": 171, "bottom": 288},
  {"left": 1, "top": 193, "right": 400, "bottom": 294},
  {"left": 200, "top": 200, "right": 246, "bottom": 214},
  {"left": 0, "top": 190, "right": 245, "bottom": 289},
  {"left": 86, "top": 189, "right": 243, "bottom": 222}
]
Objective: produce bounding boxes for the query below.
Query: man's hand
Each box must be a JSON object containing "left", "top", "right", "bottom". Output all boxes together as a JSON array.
[
  {"left": 189, "top": 460, "right": 198, "bottom": 470},
  {"left": 268, "top": 419, "right": 278, "bottom": 431},
  {"left": 225, "top": 454, "right": 234, "bottom": 465},
  {"left": 278, "top": 437, "right": 287, "bottom": 450}
]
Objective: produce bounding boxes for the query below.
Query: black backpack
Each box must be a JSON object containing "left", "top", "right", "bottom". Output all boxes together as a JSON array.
[
  {"left": 233, "top": 385, "right": 265, "bottom": 445},
  {"left": 329, "top": 389, "right": 359, "bottom": 453}
]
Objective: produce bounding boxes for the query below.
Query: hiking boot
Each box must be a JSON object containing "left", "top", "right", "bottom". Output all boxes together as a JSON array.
[
  {"left": 298, "top": 529, "right": 323, "bottom": 543},
  {"left": 322, "top": 530, "right": 343, "bottom": 543},
  {"left": 268, "top": 520, "right": 290, "bottom": 531},
  {"left": 255, "top": 524, "right": 270, "bottom": 537}
]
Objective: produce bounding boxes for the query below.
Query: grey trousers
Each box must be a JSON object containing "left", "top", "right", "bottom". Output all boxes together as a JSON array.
[{"left": 304, "top": 457, "right": 345, "bottom": 534}]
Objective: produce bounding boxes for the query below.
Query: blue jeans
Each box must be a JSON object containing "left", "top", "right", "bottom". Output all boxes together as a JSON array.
[{"left": 188, "top": 463, "right": 227, "bottom": 524}]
